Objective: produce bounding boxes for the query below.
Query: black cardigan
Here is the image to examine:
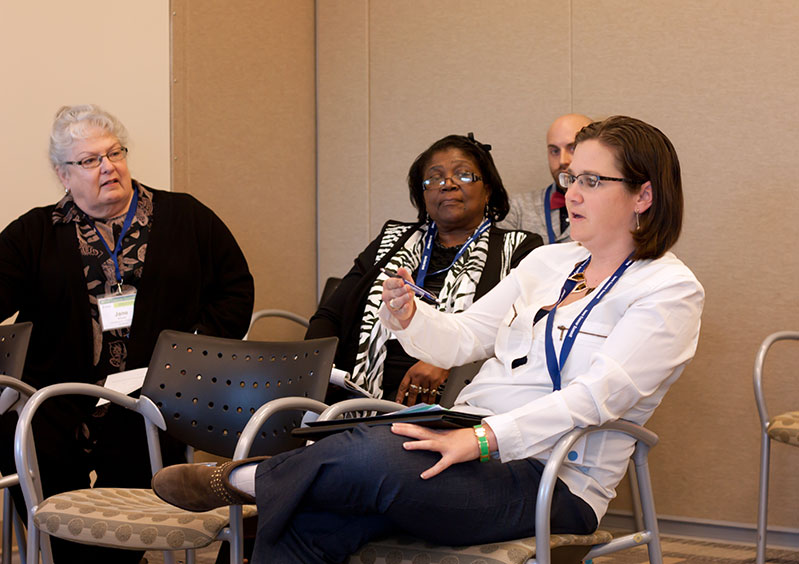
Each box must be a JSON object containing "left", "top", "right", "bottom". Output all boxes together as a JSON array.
[
  {"left": 305, "top": 220, "right": 542, "bottom": 374},
  {"left": 0, "top": 186, "right": 255, "bottom": 394}
]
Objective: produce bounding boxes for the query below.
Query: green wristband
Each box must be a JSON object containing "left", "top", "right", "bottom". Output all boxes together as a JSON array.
[{"left": 473, "top": 424, "right": 490, "bottom": 462}]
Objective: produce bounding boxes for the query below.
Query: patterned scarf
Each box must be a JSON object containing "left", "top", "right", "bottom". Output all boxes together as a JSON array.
[
  {"left": 351, "top": 221, "right": 496, "bottom": 399},
  {"left": 52, "top": 181, "right": 154, "bottom": 382}
]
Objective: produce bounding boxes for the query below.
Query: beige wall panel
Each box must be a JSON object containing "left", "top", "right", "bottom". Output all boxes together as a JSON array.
[
  {"left": 572, "top": 1, "right": 799, "bottom": 526},
  {"left": 0, "top": 2, "right": 170, "bottom": 235},
  {"left": 172, "top": 1, "right": 316, "bottom": 341},
  {"left": 368, "top": 1, "right": 574, "bottom": 237},
  {"left": 316, "top": 1, "right": 371, "bottom": 289}
]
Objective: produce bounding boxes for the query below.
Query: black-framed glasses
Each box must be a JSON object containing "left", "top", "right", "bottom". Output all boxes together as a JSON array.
[
  {"left": 558, "top": 171, "right": 634, "bottom": 190},
  {"left": 64, "top": 147, "right": 128, "bottom": 169},
  {"left": 422, "top": 171, "right": 482, "bottom": 191}
]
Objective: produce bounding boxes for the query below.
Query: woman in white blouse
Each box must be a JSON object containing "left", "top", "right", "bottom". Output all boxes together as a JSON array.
[{"left": 153, "top": 116, "right": 704, "bottom": 564}]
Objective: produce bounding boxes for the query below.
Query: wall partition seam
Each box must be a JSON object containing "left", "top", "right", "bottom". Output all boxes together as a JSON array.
[
  {"left": 569, "top": 0, "right": 574, "bottom": 112},
  {"left": 314, "top": 0, "right": 321, "bottom": 300},
  {"left": 366, "top": 0, "right": 373, "bottom": 239}
]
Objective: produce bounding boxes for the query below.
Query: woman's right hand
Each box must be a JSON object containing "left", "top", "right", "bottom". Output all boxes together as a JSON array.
[{"left": 381, "top": 267, "right": 417, "bottom": 328}]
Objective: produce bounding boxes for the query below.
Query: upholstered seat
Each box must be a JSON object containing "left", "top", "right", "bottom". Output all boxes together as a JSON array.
[
  {"left": 34, "top": 488, "right": 256, "bottom": 551},
  {"left": 766, "top": 410, "right": 799, "bottom": 446},
  {"left": 348, "top": 530, "right": 614, "bottom": 564}
]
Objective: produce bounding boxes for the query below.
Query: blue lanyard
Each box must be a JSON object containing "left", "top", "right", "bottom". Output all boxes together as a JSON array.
[
  {"left": 544, "top": 254, "right": 634, "bottom": 390},
  {"left": 415, "top": 218, "right": 492, "bottom": 287},
  {"left": 543, "top": 183, "right": 558, "bottom": 244},
  {"left": 84, "top": 187, "right": 139, "bottom": 292}
]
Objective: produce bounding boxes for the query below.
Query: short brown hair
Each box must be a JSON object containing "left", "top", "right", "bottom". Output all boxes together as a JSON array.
[{"left": 575, "top": 116, "right": 683, "bottom": 260}]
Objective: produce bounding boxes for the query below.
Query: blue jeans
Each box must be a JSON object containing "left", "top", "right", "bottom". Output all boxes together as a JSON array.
[{"left": 252, "top": 424, "right": 597, "bottom": 563}]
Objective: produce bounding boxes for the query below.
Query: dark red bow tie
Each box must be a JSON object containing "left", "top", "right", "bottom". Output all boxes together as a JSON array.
[{"left": 550, "top": 190, "right": 566, "bottom": 210}]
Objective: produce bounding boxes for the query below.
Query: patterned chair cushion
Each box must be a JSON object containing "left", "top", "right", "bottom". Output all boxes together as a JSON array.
[
  {"left": 33, "top": 488, "right": 257, "bottom": 551},
  {"left": 347, "top": 530, "right": 614, "bottom": 564},
  {"left": 767, "top": 411, "right": 799, "bottom": 446}
]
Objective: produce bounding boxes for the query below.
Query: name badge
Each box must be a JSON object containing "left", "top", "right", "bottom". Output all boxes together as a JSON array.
[{"left": 98, "top": 289, "right": 137, "bottom": 331}]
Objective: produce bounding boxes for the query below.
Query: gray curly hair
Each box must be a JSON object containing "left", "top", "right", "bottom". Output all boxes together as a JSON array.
[{"left": 49, "top": 104, "right": 128, "bottom": 173}]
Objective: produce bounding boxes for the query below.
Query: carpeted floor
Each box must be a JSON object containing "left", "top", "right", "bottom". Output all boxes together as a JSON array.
[
  {"left": 590, "top": 535, "right": 799, "bottom": 564},
  {"left": 7, "top": 534, "right": 796, "bottom": 563},
  {"left": 136, "top": 535, "right": 799, "bottom": 564}
]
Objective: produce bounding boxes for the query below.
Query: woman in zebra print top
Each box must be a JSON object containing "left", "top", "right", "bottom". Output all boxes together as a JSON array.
[{"left": 305, "top": 133, "right": 541, "bottom": 405}]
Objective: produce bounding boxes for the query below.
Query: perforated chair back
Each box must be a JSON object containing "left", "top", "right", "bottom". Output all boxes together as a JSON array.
[
  {"left": 141, "top": 330, "right": 337, "bottom": 458},
  {"left": 319, "top": 276, "right": 342, "bottom": 306},
  {"left": 440, "top": 360, "right": 484, "bottom": 408},
  {"left": 0, "top": 322, "right": 32, "bottom": 379}
]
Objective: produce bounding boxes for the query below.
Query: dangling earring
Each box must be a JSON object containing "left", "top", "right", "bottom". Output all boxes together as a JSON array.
[{"left": 635, "top": 211, "right": 640, "bottom": 230}]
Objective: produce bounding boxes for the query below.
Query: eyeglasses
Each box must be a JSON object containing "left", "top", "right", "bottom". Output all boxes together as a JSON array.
[
  {"left": 64, "top": 147, "right": 128, "bottom": 169},
  {"left": 558, "top": 172, "right": 635, "bottom": 190},
  {"left": 422, "top": 171, "right": 482, "bottom": 191}
]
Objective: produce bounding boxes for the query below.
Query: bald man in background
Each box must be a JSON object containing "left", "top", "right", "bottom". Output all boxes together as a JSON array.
[{"left": 500, "top": 113, "right": 592, "bottom": 243}]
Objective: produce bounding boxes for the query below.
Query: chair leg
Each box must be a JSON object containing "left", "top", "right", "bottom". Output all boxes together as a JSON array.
[
  {"left": 627, "top": 460, "right": 644, "bottom": 531},
  {"left": 633, "top": 456, "right": 663, "bottom": 564},
  {"left": 756, "top": 433, "right": 771, "bottom": 564},
  {"left": 27, "top": 514, "right": 40, "bottom": 564},
  {"left": 186, "top": 547, "right": 196, "bottom": 564},
  {"left": 2, "top": 492, "right": 11, "bottom": 564},
  {"left": 229, "top": 505, "right": 244, "bottom": 564},
  {"left": 12, "top": 511, "right": 25, "bottom": 564}
]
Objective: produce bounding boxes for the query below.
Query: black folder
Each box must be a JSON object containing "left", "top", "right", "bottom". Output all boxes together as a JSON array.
[{"left": 291, "top": 409, "right": 484, "bottom": 441}]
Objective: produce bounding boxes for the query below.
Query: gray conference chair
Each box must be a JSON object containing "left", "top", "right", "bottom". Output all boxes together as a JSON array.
[
  {"left": 0, "top": 321, "right": 33, "bottom": 564},
  {"left": 753, "top": 331, "right": 799, "bottom": 564},
  {"left": 314, "top": 399, "right": 663, "bottom": 564},
  {"left": 14, "top": 330, "right": 337, "bottom": 564}
]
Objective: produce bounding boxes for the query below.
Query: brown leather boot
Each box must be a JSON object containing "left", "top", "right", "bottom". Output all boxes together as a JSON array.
[{"left": 152, "top": 457, "right": 265, "bottom": 512}]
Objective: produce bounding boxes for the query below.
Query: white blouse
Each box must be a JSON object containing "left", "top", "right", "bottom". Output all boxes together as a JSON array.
[{"left": 380, "top": 242, "right": 704, "bottom": 519}]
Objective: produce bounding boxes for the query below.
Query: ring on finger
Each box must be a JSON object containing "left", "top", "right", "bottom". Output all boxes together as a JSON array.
[
  {"left": 409, "top": 384, "right": 420, "bottom": 391},
  {"left": 421, "top": 388, "right": 429, "bottom": 394}
]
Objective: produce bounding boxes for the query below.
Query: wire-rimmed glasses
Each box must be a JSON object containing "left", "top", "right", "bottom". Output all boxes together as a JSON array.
[
  {"left": 558, "top": 171, "right": 634, "bottom": 190},
  {"left": 422, "top": 171, "right": 482, "bottom": 191}
]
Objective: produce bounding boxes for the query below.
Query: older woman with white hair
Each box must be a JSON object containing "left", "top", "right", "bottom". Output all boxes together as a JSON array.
[{"left": 0, "top": 104, "right": 254, "bottom": 563}]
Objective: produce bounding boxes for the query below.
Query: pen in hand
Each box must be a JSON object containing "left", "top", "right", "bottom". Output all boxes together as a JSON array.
[{"left": 380, "top": 267, "right": 440, "bottom": 304}]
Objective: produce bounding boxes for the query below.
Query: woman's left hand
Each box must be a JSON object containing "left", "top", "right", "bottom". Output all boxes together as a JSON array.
[{"left": 391, "top": 423, "right": 496, "bottom": 479}]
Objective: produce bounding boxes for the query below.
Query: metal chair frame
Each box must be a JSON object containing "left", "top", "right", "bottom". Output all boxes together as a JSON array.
[{"left": 753, "top": 331, "right": 799, "bottom": 564}]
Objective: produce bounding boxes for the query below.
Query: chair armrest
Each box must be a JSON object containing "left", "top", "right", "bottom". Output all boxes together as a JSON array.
[
  {"left": 232, "top": 397, "right": 329, "bottom": 460},
  {"left": 753, "top": 331, "right": 799, "bottom": 428},
  {"left": 533, "top": 420, "right": 658, "bottom": 564},
  {"left": 317, "top": 398, "right": 402, "bottom": 421},
  {"left": 14, "top": 382, "right": 166, "bottom": 512}
]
